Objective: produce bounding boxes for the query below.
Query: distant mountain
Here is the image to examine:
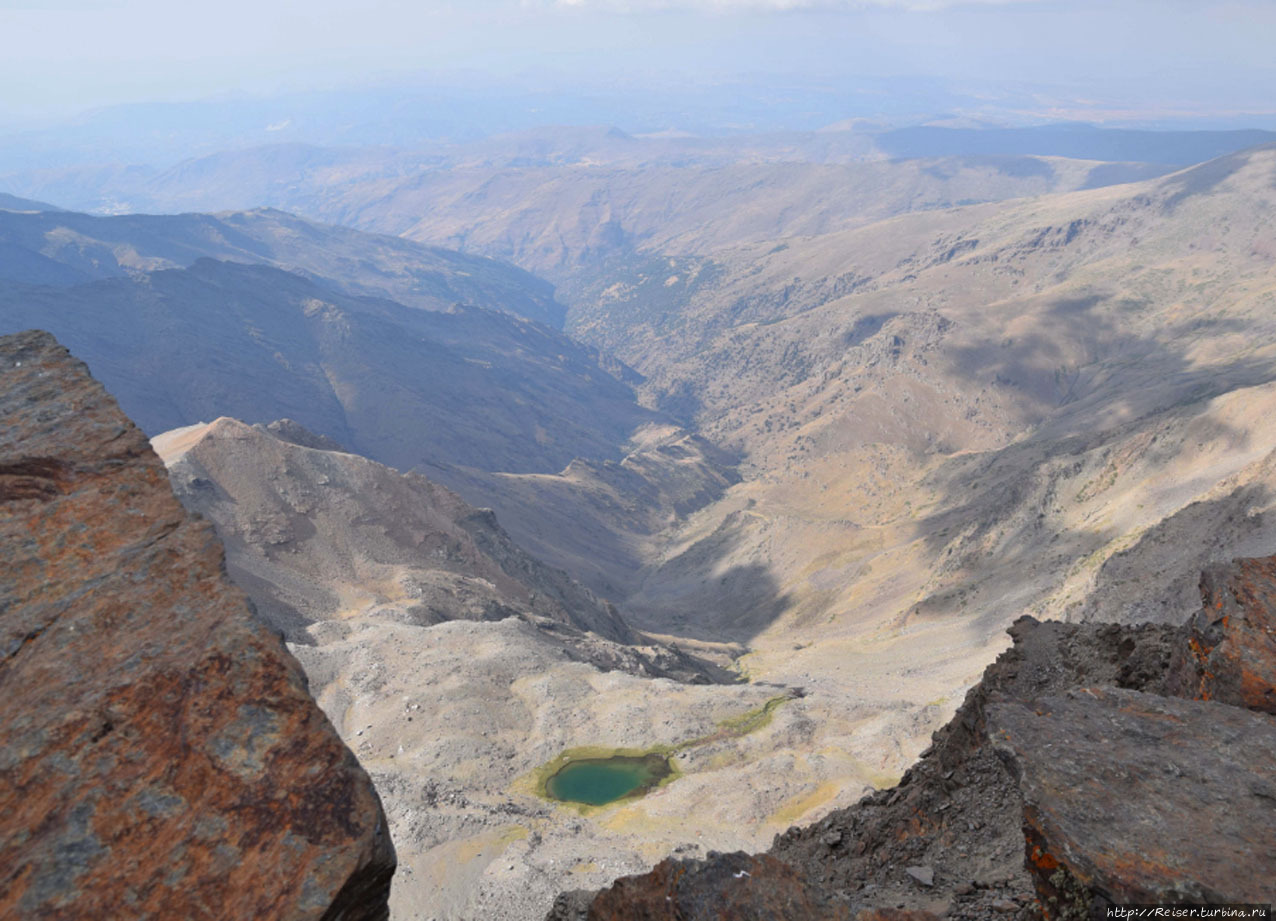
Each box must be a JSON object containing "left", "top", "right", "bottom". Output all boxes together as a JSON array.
[
  {"left": 0, "top": 259, "right": 649, "bottom": 474},
  {"left": 0, "top": 191, "right": 61, "bottom": 212},
  {"left": 877, "top": 125, "right": 1276, "bottom": 166},
  {"left": 2, "top": 144, "right": 1177, "bottom": 275},
  {"left": 0, "top": 205, "right": 566, "bottom": 326}
]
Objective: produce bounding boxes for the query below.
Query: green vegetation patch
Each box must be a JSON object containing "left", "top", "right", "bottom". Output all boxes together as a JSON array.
[{"left": 714, "top": 694, "right": 792, "bottom": 738}]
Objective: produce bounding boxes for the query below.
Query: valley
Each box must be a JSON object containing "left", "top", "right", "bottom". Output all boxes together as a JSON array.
[{"left": 3, "top": 131, "right": 1276, "bottom": 920}]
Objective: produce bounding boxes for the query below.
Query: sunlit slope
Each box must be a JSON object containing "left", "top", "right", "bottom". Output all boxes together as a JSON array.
[{"left": 607, "top": 146, "right": 1276, "bottom": 666}]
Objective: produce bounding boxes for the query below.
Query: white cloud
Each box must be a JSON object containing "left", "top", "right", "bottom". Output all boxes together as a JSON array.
[{"left": 524, "top": 0, "right": 1038, "bottom": 11}]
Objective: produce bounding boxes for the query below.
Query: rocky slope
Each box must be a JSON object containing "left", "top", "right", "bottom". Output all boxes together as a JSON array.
[
  {"left": 0, "top": 330, "right": 395, "bottom": 920},
  {"left": 551, "top": 551, "right": 1276, "bottom": 919},
  {"left": 547, "top": 146, "right": 1276, "bottom": 799},
  {"left": 153, "top": 414, "right": 718, "bottom": 672}
]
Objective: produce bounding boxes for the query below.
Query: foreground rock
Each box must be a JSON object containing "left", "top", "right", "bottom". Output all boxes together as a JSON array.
[
  {"left": 1166, "top": 555, "right": 1276, "bottom": 713},
  {"left": 989, "top": 687, "right": 1276, "bottom": 914},
  {"left": 551, "top": 852, "right": 853, "bottom": 921},
  {"left": 0, "top": 330, "right": 394, "bottom": 920}
]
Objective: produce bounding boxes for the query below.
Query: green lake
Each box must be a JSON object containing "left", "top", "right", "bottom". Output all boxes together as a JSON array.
[{"left": 543, "top": 753, "right": 673, "bottom": 806}]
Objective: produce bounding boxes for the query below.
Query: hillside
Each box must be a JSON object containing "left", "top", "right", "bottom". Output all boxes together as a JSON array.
[
  {"left": 154, "top": 416, "right": 635, "bottom": 646},
  {"left": 0, "top": 205, "right": 566, "bottom": 325},
  {"left": 590, "top": 145, "right": 1276, "bottom": 642},
  {"left": 0, "top": 258, "right": 647, "bottom": 474},
  {"left": 554, "top": 555, "right": 1276, "bottom": 918},
  {"left": 0, "top": 211, "right": 746, "bottom": 604},
  {"left": 0, "top": 191, "right": 61, "bottom": 212}
]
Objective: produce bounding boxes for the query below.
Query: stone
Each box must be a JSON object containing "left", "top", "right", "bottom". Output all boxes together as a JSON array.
[
  {"left": 855, "top": 910, "right": 942, "bottom": 921},
  {"left": 580, "top": 852, "right": 852, "bottom": 921},
  {"left": 0, "top": 330, "right": 395, "bottom": 920},
  {"left": 1165, "top": 555, "right": 1276, "bottom": 713},
  {"left": 989, "top": 686, "right": 1276, "bottom": 915},
  {"left": 904, "top": 866, "right": 934, "bottom": 887}
]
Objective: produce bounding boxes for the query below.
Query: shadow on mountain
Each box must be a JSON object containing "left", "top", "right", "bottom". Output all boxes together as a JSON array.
[
  {"left": 904, "top": 289, "right": 1276, "bottom": 637},
  {"left": 943, "top": 290, "right": 1265, "bottom": 433},
  {"left": 622, "top": 509, "right": 792, "bottom": 644},
  {"left": 1078, "top": 482, "right": 1274, "bottom": 625},
  {"left": 630, "top": 561, "right": 791, "bottom": 646}
]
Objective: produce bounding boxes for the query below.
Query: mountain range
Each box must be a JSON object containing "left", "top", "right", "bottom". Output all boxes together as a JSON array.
[{"left": 4, "top": 130, "right": 1276, "bottom": 920}]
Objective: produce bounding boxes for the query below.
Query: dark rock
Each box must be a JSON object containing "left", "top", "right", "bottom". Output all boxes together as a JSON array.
[
  {"left": 1165, "top": 555, "right": 1276, "bottom": 713},
  {"left": 0, "top": 330, "right": 395, "bottom": 920},
  {"left": 989, "top": 686, "right": 1276, "bottom": 914},
  {"left": 582, "top": 852, "right": 851, "bottom": 921}
]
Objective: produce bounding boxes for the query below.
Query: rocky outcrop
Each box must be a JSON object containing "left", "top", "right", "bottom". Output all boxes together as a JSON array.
[
  {"left": 548, "top": 852, "right": 853, "bottom": 921},
  {"left": 989, "top": 687, "right": 1276, "bottom": 915},
  {"left": 549, "top": 559, "right": 1276, "bottom": 920},
  {"left": 1165, "top": 555, "right": 1276, "bottom": 713},
  {"left": 0, "top": 330, "right": 395, "bottom": 920}
]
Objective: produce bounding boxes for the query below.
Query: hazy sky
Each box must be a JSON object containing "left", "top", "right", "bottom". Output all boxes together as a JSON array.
[{"left": 3, "top": 0, "right": 1275, "bottom": 123}]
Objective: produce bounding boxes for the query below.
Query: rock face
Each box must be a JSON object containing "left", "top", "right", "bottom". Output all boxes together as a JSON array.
[
  {"left": 0, "top": 330, "right": 395, "bottom": 920},
  {"left": 1166, "top": 555, "right": 1276, "bottom": 713},
  {"left": 547, "top": 616, "right": 1183, "bottom": 920},
  {"left": 989, "top": 687, "right": 1276, "bottom": 914}
]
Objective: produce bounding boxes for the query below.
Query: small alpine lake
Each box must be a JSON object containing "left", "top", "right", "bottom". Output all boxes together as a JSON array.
[
  {"left": 529, "top": 692, "right": 799, "bottom": 808},
  {"left": 543, "top": 753, "right": 673, "bottom": 806}
]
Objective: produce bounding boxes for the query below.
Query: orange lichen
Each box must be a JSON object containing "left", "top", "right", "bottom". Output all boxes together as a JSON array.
[{"left": 1030, "top": 844, "right": 1059, "bottom": 871}]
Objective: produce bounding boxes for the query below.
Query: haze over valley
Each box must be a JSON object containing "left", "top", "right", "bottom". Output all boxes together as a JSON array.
[{"left": 3, "top": 2, "right": 1276, "bottom": 919}]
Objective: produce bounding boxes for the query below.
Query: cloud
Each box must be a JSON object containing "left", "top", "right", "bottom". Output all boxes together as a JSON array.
[{"left": 526, "top": 0, "right": 1039, "bottom": 10}]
